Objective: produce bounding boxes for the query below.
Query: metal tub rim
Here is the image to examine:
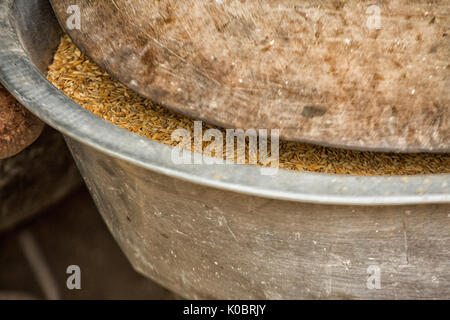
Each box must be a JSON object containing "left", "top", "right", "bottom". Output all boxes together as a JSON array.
[{"left": 0, "top": 0, "right": 448, "bottom": 206}]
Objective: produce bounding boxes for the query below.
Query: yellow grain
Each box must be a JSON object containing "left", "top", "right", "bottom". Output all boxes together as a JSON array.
[{"left": 47, "top": 36, "right": 450, "bottom": 176}]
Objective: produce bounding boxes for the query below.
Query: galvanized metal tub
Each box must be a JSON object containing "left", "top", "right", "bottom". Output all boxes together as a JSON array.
[{"left": 1, "top": 0, "right": 449, "bottom": 299}]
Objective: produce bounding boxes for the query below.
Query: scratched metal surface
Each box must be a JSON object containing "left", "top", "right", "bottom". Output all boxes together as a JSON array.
[
  {"left": 1, "top": 0, "right": 450, "bottom": 299},
  {"left": 51, "top": 0, "right": 449, "bottom": 152},
  {"left": 67, "top": 137, "right": 450, "bottom": 299},
  {"left": 0, "top": 0, "right": 449, "bottom": 206}
]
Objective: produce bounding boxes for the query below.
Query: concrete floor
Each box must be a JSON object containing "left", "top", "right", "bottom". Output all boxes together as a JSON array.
[{"left": 0, "top": 187, "right": 175, "bottom": 300}]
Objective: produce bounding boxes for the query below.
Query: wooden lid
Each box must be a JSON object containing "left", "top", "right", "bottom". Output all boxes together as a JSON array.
[{"left": 51, "top": 0, "right": 449, "bottom": 152}]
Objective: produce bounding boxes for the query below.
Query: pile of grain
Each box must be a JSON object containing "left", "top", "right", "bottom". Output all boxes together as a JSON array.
[{"left": 47, "top": 36, "right": 449, "bottom": 176}]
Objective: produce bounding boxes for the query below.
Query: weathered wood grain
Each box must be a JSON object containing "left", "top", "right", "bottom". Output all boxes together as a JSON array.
[{"left": 51, "top": 0, "right": 449, "bottom": 152}]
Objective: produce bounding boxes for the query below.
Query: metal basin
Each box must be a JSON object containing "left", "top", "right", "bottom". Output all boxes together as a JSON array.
[{"left": 1, "top": 0, "right": 449, "bottom": 299}]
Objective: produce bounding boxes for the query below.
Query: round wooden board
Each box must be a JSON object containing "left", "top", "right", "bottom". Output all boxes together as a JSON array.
[{"left": 50, "top": 0, "right": 449, "bottom": 152}]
